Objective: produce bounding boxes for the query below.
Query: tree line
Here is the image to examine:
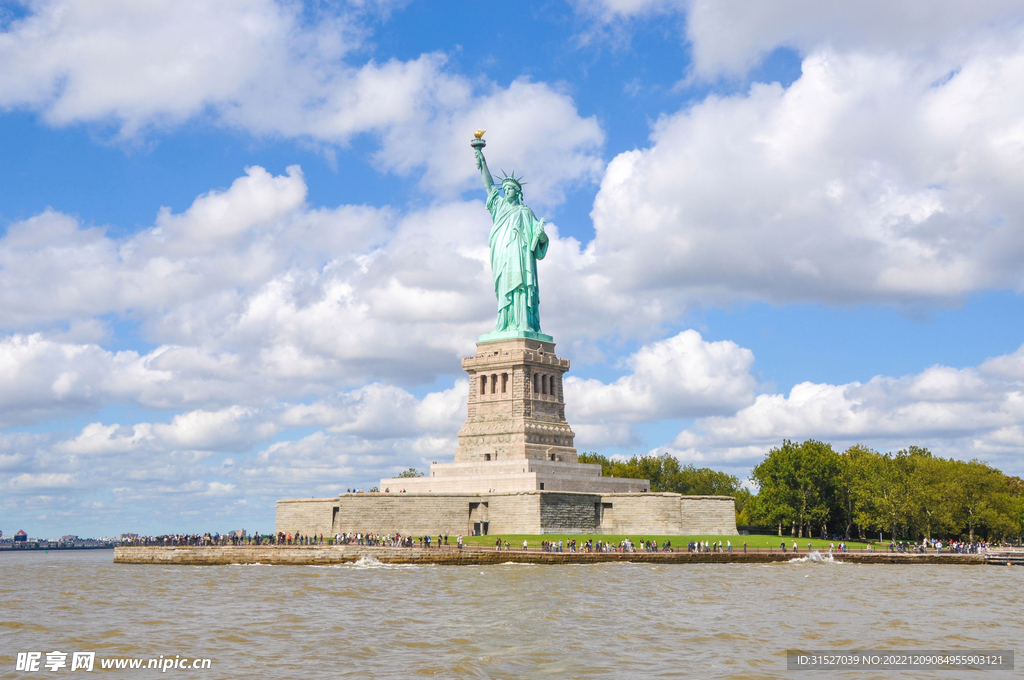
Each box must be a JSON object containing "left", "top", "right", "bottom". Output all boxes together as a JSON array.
[
  {"left": 748, "top": 440, "right": 1024, "bottom": 542},
  {"left": 582, "top": 441, "right": 1024, "bottom": 542},
  {"left": 578, "top": 451, "right": 754, "bottom": 519}
]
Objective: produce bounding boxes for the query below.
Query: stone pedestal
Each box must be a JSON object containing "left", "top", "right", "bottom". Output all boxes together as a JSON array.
[
  {"left": 456, "top": 337, "right": 576, "bottom": 464},
  {"left": 380, "top": 336, "right": 651, "bottom": 495},
  {"left": 281, "top": 335, "right": 741, "bottom": 536}
]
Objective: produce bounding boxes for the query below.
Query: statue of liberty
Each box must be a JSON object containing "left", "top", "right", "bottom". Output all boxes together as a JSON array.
[{"left": 472, "top": 132, "right": 552, "bottom": 342}]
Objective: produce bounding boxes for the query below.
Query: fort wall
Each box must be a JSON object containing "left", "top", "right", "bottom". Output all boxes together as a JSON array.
[
  {"left": 679, "top": 496, "right": 740, "bottom": 535},
  {"left": 275, "top": 492, "right": 737, "bottom": 537}
]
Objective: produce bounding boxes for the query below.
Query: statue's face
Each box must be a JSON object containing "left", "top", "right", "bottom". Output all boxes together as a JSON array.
[{"left": 503, "top": 182, "right": 521, "bottom": 202}]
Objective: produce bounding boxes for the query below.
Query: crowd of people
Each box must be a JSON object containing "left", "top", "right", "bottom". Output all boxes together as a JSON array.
[
  {"left": 889, "top": 538, "right": 993, "bottom": 554},
  {"left": 120, "top": 533, "right": 271, "bottom": 546},
  {"left": 507, "top": 537, "right": 677, "bottom": 553},
  {"left": 689, "top": 540, "right": 733, "bottom": 552},
  {"left": 119, "top": 532, "right": 1012, "bottom": 554}
]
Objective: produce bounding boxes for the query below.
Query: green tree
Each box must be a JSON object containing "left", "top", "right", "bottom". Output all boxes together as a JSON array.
[
  {"left": 909, "top": 451, "right": 951, "bottom": 542},
  {"left": 749, "top": 441, "right": 797, "bottom": 535},
  {"left": 1007, "top": 477, "right": 1024, "bottom": 544},
  {"left": 581, "top": 452, "right": 741, "bottom": 495},
  {"left": 864, "top": 449, "right": 918, "bottom": 540},
  {"left": 396, "top": 468, "right": 425, "bottom": 478},
  {"left": 836, "top": 444, "right": 876, "bottom": 539},
  {"left": 577, "top": 452, "right": 613, "bottom": 475},
  {"left": 579, "top": 451, "right": 743, "bottom": 516},
  {"left": 947, "top": 460, "right": 1009, "bottom": 541},
  {"left": 749, "top": 440, "right": 837, "bottom": 538},
  {"left": 733, "top": 487, "right": 755, "bottom": 524},
  {"left": 667, "top": 465, "right": 741, "bottom": 496}
]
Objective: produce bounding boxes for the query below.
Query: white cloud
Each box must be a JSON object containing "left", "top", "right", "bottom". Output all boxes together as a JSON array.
[
  {"left": 0, "top": 334, "right": 172, "bottom": 425},
  {"left": 7, "top": 472, "right": 74, "bottom": 489},
  {"left": 56, "top": 407, "right": 277, "bottom": 456},
  {"left": 0, "top": 0, "right": 355, "bottom": 132},
  {"left": 250, "top": 432, "right": 357, "bottom": 495},
  {"left": 669, "top": 344, "right": 1024, "bottom": 475},
  {"left": 280, "top": 380, "right": 465, "bottom": 439},
  {"left": 682, "top": 0, "right": 1024, "bottom": 79},
  {"left": 580, "top": 1, "right": 1023, "bottom": 79},
  {"left": 586, "top": 31, "right": 1024, "bottom": 310},
  {"left": 378, "top": 78, "right": 605, "bottom": 205},
  {"left": 0, "top": 165, "right": 374, "bottom": 329},
  {"left": 153, "top": 165, "right": 308, "bottom": 247},
  {"left": 566, "top": 330, "right": 756, "bottom": 428},
  {"left": 555, "top": 3, "right": 1024, "bottom": 325},
  {"left": 0, "top": 376, "right": 462, "bottom": 530},
  {"left": 0, "top": 1, "right": 603, "bottom": 202},
  {"left": 0, "top": 164, "right": 638, "bottom": 426}
]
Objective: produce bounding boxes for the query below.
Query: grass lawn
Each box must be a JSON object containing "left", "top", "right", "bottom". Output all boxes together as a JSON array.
[{"left": 459, "top": 533, "right": 878, "bottom": 550}]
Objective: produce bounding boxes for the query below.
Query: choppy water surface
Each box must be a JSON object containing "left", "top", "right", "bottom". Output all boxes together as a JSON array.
[{"left": 2, "top": 551, "right": 1022, "bottom": 679}]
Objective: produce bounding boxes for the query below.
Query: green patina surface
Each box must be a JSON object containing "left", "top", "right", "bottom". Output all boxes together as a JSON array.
[
  {"left": 477, "top": 329, "right": 554, "bottom": 343},
  {"left": 473, "top": 135, "right": 550, "bottom": 342}
]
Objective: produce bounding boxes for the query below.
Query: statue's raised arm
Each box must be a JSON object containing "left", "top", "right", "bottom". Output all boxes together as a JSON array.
[
  {"left": 474, "top": 147, "right": 494, "bottom": 193},
  {"left": 470, "top": 130, "right": 552, "bottom": 343}
]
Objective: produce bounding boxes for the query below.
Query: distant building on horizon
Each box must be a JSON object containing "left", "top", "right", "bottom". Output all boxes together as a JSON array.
[{"left": 14, "top": 530, "right": 27, "bottom": 542}]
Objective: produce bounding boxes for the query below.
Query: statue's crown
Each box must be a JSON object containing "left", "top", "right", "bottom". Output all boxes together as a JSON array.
[{"left": 500, "top": 170, "right": 526, "bottom": 191}]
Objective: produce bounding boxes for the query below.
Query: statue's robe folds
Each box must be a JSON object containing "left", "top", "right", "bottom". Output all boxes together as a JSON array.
[{"left": 486, "top": 185, "right": 548, "bottom": 333}]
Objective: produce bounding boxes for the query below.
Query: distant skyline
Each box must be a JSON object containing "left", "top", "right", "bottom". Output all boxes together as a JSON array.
[{"left": 4, "top": 0, "right": 1024, "bottom": 536}]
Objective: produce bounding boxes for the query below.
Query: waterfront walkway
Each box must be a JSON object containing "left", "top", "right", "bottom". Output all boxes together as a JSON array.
[{"left": 113, "top": 544, "right": 994, "bottom": 566}]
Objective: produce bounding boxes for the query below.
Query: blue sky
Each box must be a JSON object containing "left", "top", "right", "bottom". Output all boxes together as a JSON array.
[{"left": 3, "top": 0, "right": 1024, "bottom": 538}]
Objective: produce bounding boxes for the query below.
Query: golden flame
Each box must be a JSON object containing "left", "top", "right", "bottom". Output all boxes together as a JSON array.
[{"left": 474, "top": 129, "right": 486, "bottom": 139}]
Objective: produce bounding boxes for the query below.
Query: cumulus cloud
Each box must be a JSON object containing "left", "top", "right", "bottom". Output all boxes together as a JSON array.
[
  {"left": 246, "top": 425, "right": 444, "bottom": 499},
  {"left": 669, "top": 344, "right": 1024, "bottom": 476},
  {"left": 0, "top": 334, "right": 172, "bottom": 426},
  {"left": 0, "top": 163, "right": 638, "bottom": 427},
  {"left": 56, "top": 407, "right": 277, "bottom": 456},
  {"left": 682, "top": 0, "right": 1024, "bottom": 79},
  {"left": 280, "top": 380, "right": 466, "bottom": 439},
  {"left": 0, "top": 0, "right": 603, "bottom": 203},
  {"left": 585, "top": 23, "right": 1024, "bottom": 312},
  {"left": 7, "top": 472, "right": 74, "bottom": 489},
  {"left": 0, "top": 165, "right": 377, "bottom": 329},
  {"left": 1, "top": 377, "right": 464, "bottom": 531},
  {"left": 566, "top": 330, "right": 757, "bottom": 429},
  {"left": 580, "top": 1, "right": 1022, "bottom": 78}
]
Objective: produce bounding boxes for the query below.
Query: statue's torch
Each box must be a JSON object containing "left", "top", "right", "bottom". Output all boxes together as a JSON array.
[{"left": 471, "top": 129, "right": 486, "bottom": 151}]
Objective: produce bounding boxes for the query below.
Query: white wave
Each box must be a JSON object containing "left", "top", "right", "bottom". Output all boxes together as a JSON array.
[
  {"left": 788, "top": 550, "right": 841, "bottom": 564},
  {"left": 338, "top": 555, "right": 427, "bottom": 570},
  {"left": 349, "top": 555, "right": 385, "bottom": 568}
]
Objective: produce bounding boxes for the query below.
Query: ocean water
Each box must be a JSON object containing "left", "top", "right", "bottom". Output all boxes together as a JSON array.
[{"left": 1, "top": 550, "right": 1021, "bottom": 678}]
